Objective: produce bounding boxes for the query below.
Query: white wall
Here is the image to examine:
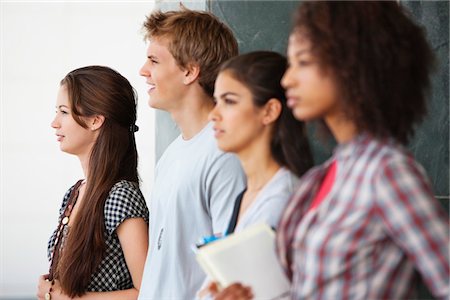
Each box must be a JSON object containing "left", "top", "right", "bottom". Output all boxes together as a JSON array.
[{"left": 0, "top": 1, "right": 155, "bottom": 297}]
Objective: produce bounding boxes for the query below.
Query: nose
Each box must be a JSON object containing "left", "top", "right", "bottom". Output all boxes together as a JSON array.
[
  {"left": 281, "top": 67, "right": 292, "bottom": 89},
  {"left": 51, "top": 115, "right": 59, "bottom": 129},
  {"left": 208, "top": 103, "right": 221, "bottom": 122},
  {"left": 139, "top": 61, "right": 151, "bottom": 77}
]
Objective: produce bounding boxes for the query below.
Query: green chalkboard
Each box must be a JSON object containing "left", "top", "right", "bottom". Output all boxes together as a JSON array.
[{"left": 400, "top": 1, "right": 449, "bottom": 198}]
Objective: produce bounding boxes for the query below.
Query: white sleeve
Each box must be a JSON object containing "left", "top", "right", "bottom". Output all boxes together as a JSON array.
[{"left": 205, "top": 152, "right": 246, "bottom": 234}]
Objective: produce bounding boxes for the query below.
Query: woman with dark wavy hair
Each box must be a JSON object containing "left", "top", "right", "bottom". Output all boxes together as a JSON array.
[
  {"left": 37, "top": 66, "right": 149, "bottom": 300},
  {"left": 276, "top": 2, "right": 449, "bottom": 300},
  {"left": 214, "top": 2, "right": 449, "bottom": 300}
]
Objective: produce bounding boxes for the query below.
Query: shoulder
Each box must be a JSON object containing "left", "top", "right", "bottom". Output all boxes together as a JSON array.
[
  {"left": 263, "top": 169, "right": 299, "bottom": 198},
  {"left": 338, "top": 136, "right": 424, "bottom": 181},
  {"left": 105, "top": 180, "right": 147, "bottom": 208},
  {"left": 104, "top": 181, "right": 148, "bottom": 218},
  {"left": 355, "top": 136, "right": 410, "bottom": 163},
  {"left": 104, "top": 180, "right": 149, "bottom": 234},
  {"left": 362, "top": 139, "right": 426, "bottom": 179},
  {"left": 353, "top": 139, "right": 434, "bottom": 205}
]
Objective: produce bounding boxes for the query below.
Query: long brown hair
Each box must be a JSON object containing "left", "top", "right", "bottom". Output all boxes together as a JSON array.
[
  {"left": 56, "top": 66, "right": 139, "bottom": 296},
  {"left": 220, "top": 51, "right": 313, "bottom": 177}
]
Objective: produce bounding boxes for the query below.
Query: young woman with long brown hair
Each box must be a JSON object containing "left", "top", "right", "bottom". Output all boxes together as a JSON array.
[
  {"left": 36, "top": 66, "right": 149, "bottom": 300},
  {"left": 200, "top": 51, "right": 313, "bottom": 299}
]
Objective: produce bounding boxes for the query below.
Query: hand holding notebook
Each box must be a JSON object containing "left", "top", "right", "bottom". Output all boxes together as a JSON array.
[{"left": 195, "top": 223, "right": 290, "bottom": 300}]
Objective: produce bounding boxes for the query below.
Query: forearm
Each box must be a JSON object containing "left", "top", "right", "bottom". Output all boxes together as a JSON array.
[{"left": 77, "top": 288, "right": 139, "bottom": 300}]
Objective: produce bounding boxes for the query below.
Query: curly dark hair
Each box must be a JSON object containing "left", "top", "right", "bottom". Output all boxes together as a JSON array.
[{"left": 293, "top": 1, "right": 435, "bottom": 144}]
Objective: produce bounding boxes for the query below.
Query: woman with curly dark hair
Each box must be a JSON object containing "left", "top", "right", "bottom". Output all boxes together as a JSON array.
[
  {"left": 276, "top": 2, "right": 449, "bottom": 300},
  {"left": 214, "top": 2, "right": 449, "bottom": 300}
]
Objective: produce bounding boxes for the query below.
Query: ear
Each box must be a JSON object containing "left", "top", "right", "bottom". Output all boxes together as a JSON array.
[
  {"left": 183, "top": 63, "right": 200, "bottom": 85},
  {"left": 90, "top": 115, "right": 105, "bottom": 131},
  {"left": 261, "top": 98, "right": 282, "bottom": 126}
]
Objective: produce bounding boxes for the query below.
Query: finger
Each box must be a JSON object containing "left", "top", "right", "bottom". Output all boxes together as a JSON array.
[
  {"left": 208, "top": 281, "right": 219, "bottom": 294},
  {"left": 217, "top": 283, "right": 253, "bottom": 300},
  {"left": 36, "top": 277, "right": 52, "bottom": 299}
]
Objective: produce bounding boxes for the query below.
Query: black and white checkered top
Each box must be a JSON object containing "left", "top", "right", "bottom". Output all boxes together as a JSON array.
[{"left": 47, "top": 180, "right": 149, "bottom": 291}]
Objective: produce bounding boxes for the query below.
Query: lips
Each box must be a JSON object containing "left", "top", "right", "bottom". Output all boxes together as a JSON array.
[
  {"left": 56, "top": 134, "right": 64, "bottom": 142},
  {"left": 212, "top": 127, "right": 225, "bottom": 138},
  {"left": 147, "top": 83, "right": 156, "bottom": 93},
  {"left": 285, "top": 91, "right": 300, "bottom": 109},
  {"left": 287, "top": 98, "right": 298, "bottom": 109}
]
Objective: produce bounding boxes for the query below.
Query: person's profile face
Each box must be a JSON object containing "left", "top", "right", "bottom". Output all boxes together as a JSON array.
[
  {"left": 139, "top": 36, "right": 187, "bottom": 111},
  {"left": 50, "top": 85, "right": 97, "bottom": 158},
  {"left": 209, "top": 71, "right": 267, "bottom": 154},
  {"left": 282, "top": 33, "right": 341, "bottom": 124}
]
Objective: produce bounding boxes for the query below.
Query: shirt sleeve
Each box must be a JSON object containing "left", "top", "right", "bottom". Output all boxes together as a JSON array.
[
  {"left": 104, "top": 183, "right": 149, "bottom": 236},
  {"left": 374, "top": 157, "right": 450, "bottom": 299},
  {"left": 205, "top": 153, "right": 246, "bottom": 234}
]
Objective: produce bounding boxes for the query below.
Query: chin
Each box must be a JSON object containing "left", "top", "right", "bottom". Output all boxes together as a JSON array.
[
  {"left": 148, "top": 98, "right": 158, "bottom": 109},
  {"left": 217, "top": 142, "right": 232, "bottom": 153},
  {"left": 292, "top": 109, "right": 311, "bottom": 122},
  {"left": 148, "top": 97, "right": 169, "bottom": 111},
  {"left": 60, "top": 147, "right": 73, "bottom": 155}
]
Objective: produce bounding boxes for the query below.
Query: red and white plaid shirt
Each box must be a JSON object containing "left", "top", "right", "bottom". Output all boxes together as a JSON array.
[{"left": 277, "top": 134, "right": 449, "bottom": 299}]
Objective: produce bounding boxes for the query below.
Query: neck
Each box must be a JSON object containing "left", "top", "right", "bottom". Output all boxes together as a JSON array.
[
  {"left": 78, "top": 154, "right": 89, "bottom": 181},
  {"left": 238, "top": 141, "right": 280, "bottom": 192},
  {"left": 170, "top": 89, "right": 215, "bottom": 140},
  {"left": 325, "top": 113, "right": 358, "bottom": 144}
]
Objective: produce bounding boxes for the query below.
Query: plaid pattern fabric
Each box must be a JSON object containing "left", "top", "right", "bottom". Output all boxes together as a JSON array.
[
  {"left": 277, "top": 134, "right": 449, "bottom": 299},
  {"left": 48, "top": 180, "right": 149, "bottom": 291}
]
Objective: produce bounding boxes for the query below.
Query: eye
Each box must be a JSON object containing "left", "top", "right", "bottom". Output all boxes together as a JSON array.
[
  {"left": 57, "top": 109, "right": 69, "bottom": 115},
  {"left": 298, "top": 60, "right": 311, "bottom": 67},
  {"left": 224, "top": 98, "right": 237, "bottom": 105}
]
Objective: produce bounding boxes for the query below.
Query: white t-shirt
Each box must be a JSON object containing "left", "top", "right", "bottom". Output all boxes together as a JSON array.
[
  {"left": 235, "top": 167, "right": 299, "bottom": 232},
  {"left": 139, "top": 122, "right": 246, "bottom": 300}
]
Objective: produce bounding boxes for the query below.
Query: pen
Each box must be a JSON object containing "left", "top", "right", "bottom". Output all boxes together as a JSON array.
[{"left": 195, "top": 230, "right": 228, "bottom": 249}]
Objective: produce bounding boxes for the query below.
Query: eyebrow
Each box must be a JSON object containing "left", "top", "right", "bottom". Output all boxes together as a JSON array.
[
  {"left": 147, "top": 54, "right": 158, "bottom": 60},
  {"left": 218, "top": 92, "right": 240, "bottom": 99},
  {"left": 294, "top": 49, "right": 312, "bottom": 58},
  {"left": 56, "top": 105, "right": 70, "bottom": 109}
]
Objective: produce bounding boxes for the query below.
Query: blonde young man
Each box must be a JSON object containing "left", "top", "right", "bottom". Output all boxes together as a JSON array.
[{"left": 138, "top": 7, "right": 246, "bottom": 300}]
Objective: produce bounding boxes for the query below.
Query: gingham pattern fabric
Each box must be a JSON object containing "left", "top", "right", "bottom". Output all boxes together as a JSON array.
[
  {"left": 48, "top": 180, "right": 149, "bottom": 291},
  {"left": 277, "top": 134, "right": 449, "bottom": 300}
]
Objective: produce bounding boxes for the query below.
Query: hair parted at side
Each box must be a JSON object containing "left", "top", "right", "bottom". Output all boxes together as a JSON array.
[
  {"left": 293, "top": 1, "right": 435, "bottom": 145},
  {"left": 142, "top": 5, "right": 238, "bottom": 98},
  {"left": 56, "top": 66, "right": 139, "bottom": 297},
  {"left": 220, "top": 51, "right": 313, "bottom": 178}
]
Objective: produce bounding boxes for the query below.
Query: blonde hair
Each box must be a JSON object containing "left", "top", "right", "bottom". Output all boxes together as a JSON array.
[{"left": 143, "top": 6, "right": 238, "bottom": 97}]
